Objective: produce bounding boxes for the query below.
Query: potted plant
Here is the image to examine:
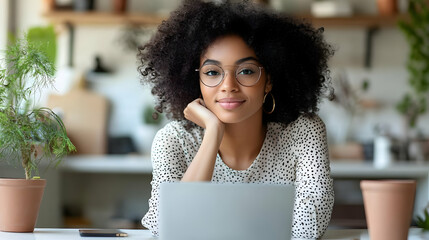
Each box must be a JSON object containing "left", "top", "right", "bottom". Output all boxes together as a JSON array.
[
  {"left": 328, "top": 71, "right": 375, "bottom": 160},
  {"left": 396, "top": 0, "right": 429, "bottom": 161},
  {"left": 397, "top": 0, "right": 429, "bottom": 129},
  {"left": 0, "top": 36, "right": 75, "bottom": 232},
  {"left": 134, "top": 104, "right": 163, "bottom": 155}
]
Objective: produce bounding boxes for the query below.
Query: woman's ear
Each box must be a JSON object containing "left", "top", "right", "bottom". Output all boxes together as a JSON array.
[{"left": 265, "top": 75, "right": 273, "bottom": 93}]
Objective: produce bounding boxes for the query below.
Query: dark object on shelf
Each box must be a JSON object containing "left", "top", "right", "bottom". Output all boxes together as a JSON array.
[
  {"left": 74, "top": 0, "right": 94, "bottom": 12},
  {"left": 362, "top": 142, "right": 374, "bottom": 161},
  {"left": 330, "top": 204, "right": 367, "bottom": 229},
  {"left": 92, "top": 55, "right": 111, "bottom": 73},
  {"left": 108, "top": 136, "right": 136, "bottom": 154},
  {"left": 63, "top": 204, "right": 83, "bottom": 218},
  {"left": 113, "top": 0, "right": 127, "bottom": 13},
  {"left": 390, "top": 139, "right": 410, "bottom": 161}
]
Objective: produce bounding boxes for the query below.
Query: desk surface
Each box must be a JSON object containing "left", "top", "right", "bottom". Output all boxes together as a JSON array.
[
  {"left": 61, "top": 155, "right": 429, "bottom": 177},
  {"left": 0, "top": 228, "right": 428, "bottom": 240}
]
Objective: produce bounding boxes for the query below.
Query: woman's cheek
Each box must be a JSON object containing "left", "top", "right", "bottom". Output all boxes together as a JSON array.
[{"left": 205, "top": 101, "right": 218, "bottom": 115}]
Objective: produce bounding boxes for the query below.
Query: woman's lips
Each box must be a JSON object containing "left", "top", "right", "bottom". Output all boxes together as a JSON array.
[{"left": 217, "top": 98, "right": 245, "bottom": 110}]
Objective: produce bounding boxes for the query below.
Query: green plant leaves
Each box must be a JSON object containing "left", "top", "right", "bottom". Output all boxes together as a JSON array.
[
  {"left": 397, "top": 0, "right": 429, "bottom": 127},
  {"left": 0, "top": 36, "right": 75, "bottom": 179},
  {"left": 143, "top": 105, "right": 163, "bottom": 125},
  {"left": 416, "top": 208, "right": 429, "bottom": 230},
  {"left": 27, "top": 25, "right": 57, "bottom": 66},
  {"left": 396, "top": 94, "right": 427, "bottom": 128}
]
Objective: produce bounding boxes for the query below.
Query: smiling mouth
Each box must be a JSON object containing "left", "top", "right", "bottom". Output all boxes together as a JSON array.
[{"left": 217, "top": 99, "right": 245, "bottom": 110}]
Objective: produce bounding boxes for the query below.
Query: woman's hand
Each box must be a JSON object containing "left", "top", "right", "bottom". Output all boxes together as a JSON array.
[
  {"left": 184, "top": 98, "right": 224, "bottom": 132},
  {"left": 182, "top": 98, "right": 224, "bottom": 182}
]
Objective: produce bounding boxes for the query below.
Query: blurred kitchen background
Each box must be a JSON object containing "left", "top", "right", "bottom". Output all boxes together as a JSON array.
[{"left": 1, "top": 0, "right": 428, "bottom": 231}]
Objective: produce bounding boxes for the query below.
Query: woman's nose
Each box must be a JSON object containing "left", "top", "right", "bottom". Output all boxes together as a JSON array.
[{"left": 220, "top": 70, "right": 239, "bottom": 92}]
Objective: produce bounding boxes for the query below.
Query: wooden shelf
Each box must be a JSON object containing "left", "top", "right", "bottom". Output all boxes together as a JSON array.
[
  {"left": 296, "top": 14, "right": 408, "bottom": 28},
  {"left": 43, "top": 11, "right": 166, "bottom": 25},
  {"left": 41, "top": 11, "right": 408, "bottom": 68},
  {"left": 43, "top": 11, "right": 407, "bottom": 28}
]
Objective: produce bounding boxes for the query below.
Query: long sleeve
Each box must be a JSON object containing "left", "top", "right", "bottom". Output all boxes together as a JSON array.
[
  {"left": 141, "top": 123, "right": 189, "bottom": 236},
  {"left": 291, "top": 115, "right": 334, "bottom": 240},
  {"left": 141, "top": 117, "right": 334, "bottom": 239}
]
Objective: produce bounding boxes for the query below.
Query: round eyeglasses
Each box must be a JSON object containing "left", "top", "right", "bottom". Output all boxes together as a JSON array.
[{"left": 195, "top": 63, "right": 263, "bottom": 87}]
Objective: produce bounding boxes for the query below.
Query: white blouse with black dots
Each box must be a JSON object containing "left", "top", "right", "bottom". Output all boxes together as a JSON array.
[{"left": 142, "top": 114, "right": 334, "bottom": 240}]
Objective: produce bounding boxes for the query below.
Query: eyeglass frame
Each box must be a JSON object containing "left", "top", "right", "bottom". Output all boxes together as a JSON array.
[{"left": 195, "top": 63, "right": 264, "bottom": 87}]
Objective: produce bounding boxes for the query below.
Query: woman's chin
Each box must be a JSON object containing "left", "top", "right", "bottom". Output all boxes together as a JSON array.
[{"left": 217, "top": 115, "right": 250, "bottom": 125}]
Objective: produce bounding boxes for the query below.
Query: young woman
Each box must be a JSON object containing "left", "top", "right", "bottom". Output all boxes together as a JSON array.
[{"left": 138, "top": 0, "right": 335, "bottom": 239}]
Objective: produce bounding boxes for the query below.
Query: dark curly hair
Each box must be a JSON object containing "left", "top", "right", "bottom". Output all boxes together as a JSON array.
[{"left": 138, "top": 0, "right": 334, "bottom": 125}]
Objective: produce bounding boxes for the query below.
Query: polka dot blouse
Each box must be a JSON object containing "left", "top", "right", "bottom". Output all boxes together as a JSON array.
[{"left": 142, "top": 114, "right": 334, "bottom": 240}]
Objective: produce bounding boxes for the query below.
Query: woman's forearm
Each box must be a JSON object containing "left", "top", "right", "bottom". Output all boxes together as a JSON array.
[{"left": 181, "top": 124, "right": 223, "bottom": 182}]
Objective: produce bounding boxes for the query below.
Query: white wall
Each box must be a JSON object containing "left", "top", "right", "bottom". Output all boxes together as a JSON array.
[
  {"left": 0, "top": 0, "right": 9, "bottom": 59},
  {"left": 320, "top": 27, "right": 419, "bottom": 144},
  {"left": 15, "top": 0, "right": 47, "bottom": 33}
]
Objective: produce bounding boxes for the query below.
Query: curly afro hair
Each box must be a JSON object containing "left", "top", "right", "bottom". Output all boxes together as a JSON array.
[{"left": 138, "top": 0, "right": 334, "bottom": 125}]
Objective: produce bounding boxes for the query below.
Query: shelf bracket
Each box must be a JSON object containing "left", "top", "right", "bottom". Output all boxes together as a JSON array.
[
  {"left": 364, "top": 26, "right": 379, "bottom": 69},
  {"left": 66, "top": 22, "right": 74, "bottom": 67}
]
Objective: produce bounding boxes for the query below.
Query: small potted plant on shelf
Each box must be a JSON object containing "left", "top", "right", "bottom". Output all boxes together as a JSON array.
[
  {"left": 0, "top": 36, "right": 75, "bottom": 232},
  {"left": 328, "top": 71, "right": 375, "bottom": 160},
  {"left": 396, "top": 0, "right": 429, "bottom": 161},
  {"left": 134, "top": 104, "right": 163, "bottom": 155}
]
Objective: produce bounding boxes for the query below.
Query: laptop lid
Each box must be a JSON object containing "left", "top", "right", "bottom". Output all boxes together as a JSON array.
[{"left": 159, "top": 182, "right": 295, "bottom": 240}]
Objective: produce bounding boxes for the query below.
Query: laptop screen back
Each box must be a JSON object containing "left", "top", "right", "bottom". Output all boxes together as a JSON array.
[{"left": 159, "top": 182, "right": 295, "bottom": 240}]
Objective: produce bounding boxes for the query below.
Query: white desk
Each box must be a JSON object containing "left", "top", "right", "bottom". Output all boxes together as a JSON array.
[
  {"left": 0, "top": 229, "right": 154, "bottom": 240},
  {"left": 0, "top": 228, "right": 428, "bottom": 240}
]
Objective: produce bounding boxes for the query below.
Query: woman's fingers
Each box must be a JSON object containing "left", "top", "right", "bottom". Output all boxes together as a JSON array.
[
  {"left": 197, "top": 98, "right": 206, "bottom": 107},
  {"left": 184, "top": 98, "right": 219, "bottom": 129}
]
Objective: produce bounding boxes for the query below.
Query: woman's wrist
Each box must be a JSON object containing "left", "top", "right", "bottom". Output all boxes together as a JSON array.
[
  {"left": 181, "top": 121, "right": 223, "bottom": 182},
  {"left": 205, "top": 121, "right": 224, "bottom": 143}
]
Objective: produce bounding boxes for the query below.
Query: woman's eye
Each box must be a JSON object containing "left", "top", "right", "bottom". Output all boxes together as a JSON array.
[
  {"left": 204, "top": 70, "right": 221, "bottom": 76},
  {"left": 238, "top": 69, "right": 254, "bottom": 75}
]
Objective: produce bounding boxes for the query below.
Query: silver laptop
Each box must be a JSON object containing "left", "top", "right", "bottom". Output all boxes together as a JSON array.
[{"left": 159, "top": 182, "right": 295, "bottom": 240}]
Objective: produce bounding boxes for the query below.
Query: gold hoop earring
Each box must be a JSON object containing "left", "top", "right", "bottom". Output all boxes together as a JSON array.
[{"left": 263, "top": 92, "right": 275, "bottom": 114}]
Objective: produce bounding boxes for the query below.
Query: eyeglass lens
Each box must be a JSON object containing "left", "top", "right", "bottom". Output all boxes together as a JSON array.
[{"left": 199, "top": 63, "right": 261, "bottom": 87}]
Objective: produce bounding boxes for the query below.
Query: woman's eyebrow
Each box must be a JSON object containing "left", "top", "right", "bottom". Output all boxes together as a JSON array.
[
  {"left": 235, "top": 56, "right": 259, "bottom": 65},
  {"left": 202, "top": 59, "right": 221, "bottom": 65},
  {"left": 202, "top": 57, "right": 259, "bottom": 66}
]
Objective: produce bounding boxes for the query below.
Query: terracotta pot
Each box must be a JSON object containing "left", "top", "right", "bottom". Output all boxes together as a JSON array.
[
  {"left": 360, "top": 180, "right": 416, "bottom": 240},
  {"left": 0, "top": 178, "right": 46, "bottom": 232},
  {"left": 113, "top": 0, "right": 127, "bottom": 13},
  {"left": 377, "top": 0, "right": 398, "bottom": 15},
  {"left": 42, "top": 0, "right": 56, "bottom": 12}
]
